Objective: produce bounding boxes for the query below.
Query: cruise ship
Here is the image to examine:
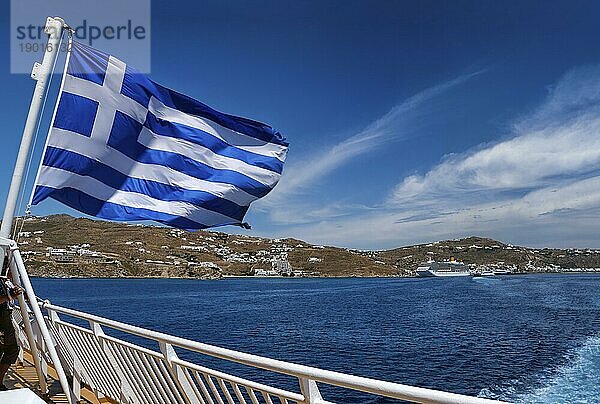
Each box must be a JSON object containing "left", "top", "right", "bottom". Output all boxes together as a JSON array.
[{"left": 416, "top": 258, "right": 471, "bottom": 277}]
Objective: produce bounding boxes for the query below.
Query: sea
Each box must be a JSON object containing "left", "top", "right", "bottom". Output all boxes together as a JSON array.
[{"left": 32, "top": 274, "right": 600, "bottom": 403}]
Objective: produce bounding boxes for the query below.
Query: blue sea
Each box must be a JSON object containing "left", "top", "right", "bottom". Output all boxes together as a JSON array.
[{"left": 32, "top": 275, "right": 600, "bottom": 403}]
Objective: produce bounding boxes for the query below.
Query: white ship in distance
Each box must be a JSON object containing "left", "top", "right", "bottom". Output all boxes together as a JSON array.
[{"left": 416, "top": 258, "right": 471, "bottom": 277}]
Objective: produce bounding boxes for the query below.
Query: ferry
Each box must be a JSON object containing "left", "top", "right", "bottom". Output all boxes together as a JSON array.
[
  {"left": 472, "top": 270, "right": 495, "bottom": 277},
  {"left": 416, "top": 258, "right": 471, "bottom": 277},
  {"left": 473, "top": 266, "right": 496, "bottom": 277}
]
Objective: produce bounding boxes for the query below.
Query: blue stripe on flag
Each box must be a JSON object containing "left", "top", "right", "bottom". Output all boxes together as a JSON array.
[
  {"left": 42, "top": 147, "right": 249, "bottom": 221},
  {"left": 67, "top": 41, "right": 109, "bottom": 86},
  {"left": 121, "top": 64, "right": 152, "bottom": 107},
  {"left": 33, "top": 186, "right": 217, "bottom": 230}
]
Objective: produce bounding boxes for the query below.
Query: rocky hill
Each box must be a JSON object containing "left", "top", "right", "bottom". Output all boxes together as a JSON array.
[{"left": 11, "top": 215, "right": 600, "bottom": 279}]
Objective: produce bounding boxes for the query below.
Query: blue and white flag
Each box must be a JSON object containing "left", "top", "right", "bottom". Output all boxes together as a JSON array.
[{"left": 32, "top": 41, "right": 288, "bottom": 230}]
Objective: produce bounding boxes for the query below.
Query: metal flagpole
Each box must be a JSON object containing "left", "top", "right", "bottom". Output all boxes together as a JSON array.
[
  {"left": 0, "top": 16, "right": 74, "bottom": 403},
  {"left": 0, "top": 15, "right": 64, "bottom": 254}
]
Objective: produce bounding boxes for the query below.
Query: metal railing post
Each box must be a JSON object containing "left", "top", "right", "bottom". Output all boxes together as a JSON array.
[
  {"left": 89, "top": 320, "right": 135, "bottom": 404},
  {"left": 47, "top": 308, "right": 86, "bottom": 401},
  {"left": 30, "top": 311, "right": 50, "bottom": 379},
  {"left": 8, "top": 259, "right": 47, "bottom": 394},
  {"left": 159, "top": 341, "right": 200, "bottom": 404},
  {"left": 299, "top": 378, "right": 324, "bottom": 404}
]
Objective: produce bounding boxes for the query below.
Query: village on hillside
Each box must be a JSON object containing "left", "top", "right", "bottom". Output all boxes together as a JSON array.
[{"left": 12, "top": 215, "right": 600, "bottom": 279}]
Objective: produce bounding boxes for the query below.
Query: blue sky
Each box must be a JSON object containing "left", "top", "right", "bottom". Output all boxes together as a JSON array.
[{"left": 2, "top": 1, "right": 600, "bottom": 249}]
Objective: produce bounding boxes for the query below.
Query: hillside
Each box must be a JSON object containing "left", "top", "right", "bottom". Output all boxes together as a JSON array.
[{"left": 12, "top": 215, "right": 600, "bottom": 279}]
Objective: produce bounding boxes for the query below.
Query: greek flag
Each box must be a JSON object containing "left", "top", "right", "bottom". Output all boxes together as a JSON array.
[{"left": 32, "top": 41, "right": 288, "bottom": 230}]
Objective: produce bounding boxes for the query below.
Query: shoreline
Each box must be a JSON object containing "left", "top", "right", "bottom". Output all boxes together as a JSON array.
[{"left": 29, "top": 271, "right": 600, "bottom": 281}]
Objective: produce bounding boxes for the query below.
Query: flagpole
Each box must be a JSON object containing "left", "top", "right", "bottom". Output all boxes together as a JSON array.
[
  {"left": 0, "top": 16, "right": 64, "bottom": 255},
  {"left": 0, "top": 16, "right": 75, "bottom": 403},
  {"left": 26, "top": 33, "right": 72, "bottom": 211}
]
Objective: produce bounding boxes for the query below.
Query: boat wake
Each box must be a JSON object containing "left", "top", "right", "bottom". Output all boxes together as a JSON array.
[{"left": 479, "top": 335, "right": 600, "bottom": 403}]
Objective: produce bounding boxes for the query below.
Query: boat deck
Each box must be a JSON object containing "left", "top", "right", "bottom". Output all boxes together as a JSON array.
[
  {"left": 5, "top": 349, "right": 109, "bottom": 404},
  {"left": 5, "top": 354, "right": 68, "bottom": 403}
]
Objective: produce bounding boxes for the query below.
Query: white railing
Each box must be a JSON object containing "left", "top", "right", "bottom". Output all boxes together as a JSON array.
[{"left": 10, "top": 299, "right": 508, "bottom": 404}]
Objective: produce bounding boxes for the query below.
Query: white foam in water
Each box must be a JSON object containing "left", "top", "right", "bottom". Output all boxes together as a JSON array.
[{"left": 482, "top": 335, "right": 600, "bottom": 403}]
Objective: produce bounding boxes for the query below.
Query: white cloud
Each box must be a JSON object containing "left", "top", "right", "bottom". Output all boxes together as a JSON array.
[
  {"left": 390, "top": 67, "right": 600, "bottom": 207},
  {"left": 256, "top": 65, "right": 600, "bottom": 249},
  {"left": 277, "top": 176, "right": 600, "bottom": 249}
]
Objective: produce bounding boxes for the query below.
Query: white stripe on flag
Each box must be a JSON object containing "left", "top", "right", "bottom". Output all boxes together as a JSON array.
[
  {"left": 47, "top": 128, "right": 260, "bottom": 206},
  {"left": 38, "top": 166, "right": 239, "bottom": 226}
]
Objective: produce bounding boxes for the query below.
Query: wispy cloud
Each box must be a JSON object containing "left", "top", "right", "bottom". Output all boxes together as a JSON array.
[
  {"left": 256, "top": 65, "right": 600, "bottom": 249},
  {"left": 257, "top": 71, "right": 483, "bottom": 219}
]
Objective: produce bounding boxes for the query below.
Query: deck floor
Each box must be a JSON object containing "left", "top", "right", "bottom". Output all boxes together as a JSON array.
[
  {"left": 3, "top": 349, "right": 112, "bottom": 404},
  {"left": 5, "top": 360, "right": 69, "bottom": 404}
]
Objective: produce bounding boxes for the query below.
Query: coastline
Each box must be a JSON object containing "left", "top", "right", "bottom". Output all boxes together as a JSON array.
[
  {"left": 29, "top": 270, "right": 600, "bottom": 281},
  {"left": 18, "top": 215, "right": 600, "bottom": 280}
]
